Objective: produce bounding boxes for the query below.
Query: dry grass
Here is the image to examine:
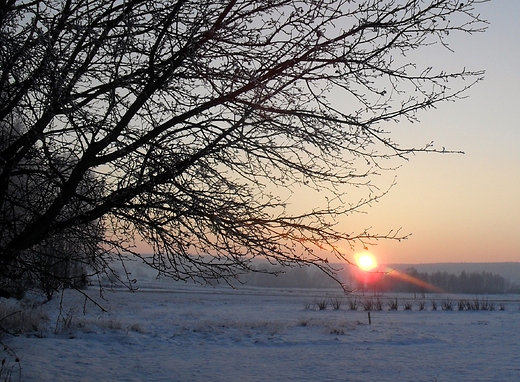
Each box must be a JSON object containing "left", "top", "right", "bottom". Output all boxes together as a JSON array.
[{"left": 0, "top": 301, "right": 49, "bottom": 336}]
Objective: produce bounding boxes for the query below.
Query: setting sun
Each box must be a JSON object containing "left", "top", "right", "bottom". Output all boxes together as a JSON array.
[{"left": 356, "top": 253, "right": 377, "bottom": 271}]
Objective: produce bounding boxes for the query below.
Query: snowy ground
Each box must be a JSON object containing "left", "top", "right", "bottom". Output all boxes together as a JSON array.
[{"left": 3, "top": 282, "right": 520, "bottom": 381}]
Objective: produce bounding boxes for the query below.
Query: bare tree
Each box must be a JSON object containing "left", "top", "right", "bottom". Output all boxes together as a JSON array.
[
  {"left": 0, "top": 0, "right": 486, "bottom": 289},
  {"left": 0, "top": 130, "right": 105, "bottom": 298}
]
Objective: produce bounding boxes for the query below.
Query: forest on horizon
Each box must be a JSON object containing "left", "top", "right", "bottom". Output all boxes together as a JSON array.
[{"left": 237, "top": 263, "right": 520, "bottom": 294}]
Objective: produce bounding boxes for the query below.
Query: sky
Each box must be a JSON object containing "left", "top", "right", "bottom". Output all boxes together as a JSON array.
[
  {"left": 342, "top": 0, "right": 520, "bottom": 264},
  {"left": 127, "top": 1, "right": 518, "bottom": 267}
]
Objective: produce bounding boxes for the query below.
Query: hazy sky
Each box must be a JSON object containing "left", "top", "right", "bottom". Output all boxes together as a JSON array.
[
  {"left": 131, "top": 2, "right": 518, "bottom": 266},
  {"left": 343, "top": 0, "right": 520, "bottom": 264}
]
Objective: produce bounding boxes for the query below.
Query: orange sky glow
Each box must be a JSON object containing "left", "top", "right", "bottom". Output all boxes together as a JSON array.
[{"left": 335, "top": 1, "right": 520, "bottom": 264}]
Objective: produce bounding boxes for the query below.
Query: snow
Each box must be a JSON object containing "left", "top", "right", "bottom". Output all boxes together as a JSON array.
[{"left": 4, "top": 282, "right": 520, "bottom": 381}]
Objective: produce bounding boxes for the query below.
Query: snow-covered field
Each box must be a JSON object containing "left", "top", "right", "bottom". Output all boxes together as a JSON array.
[{"left": 4, "top": 282, "right": 520, "bottom": 381}]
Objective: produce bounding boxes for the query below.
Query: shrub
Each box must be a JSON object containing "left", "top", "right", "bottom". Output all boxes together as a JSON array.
[
  {"left": 316, "top": 299, "right": 328, "bottom": 311},
  {"left": 403, "top": 301, "right": 413, "bottom": 311},
  {"left": 362, "top": 298, "right": 374, "bottom": 311},
  {"left": 374, "top": 298, "right": 383, "bottom": 311},
  {"left": 54, "top": 307, "right": 77, "bottom": 334},
  {"left": 0, "top": 344, "right": 21, "bottom": 382},
  {"left": 458, "top": 299, "right": 470, "bottom": 311},
  {"left": 417, "top": 300, "right": 426, "bottom": 311},
  {"left": 330, "top": 297, "right": 342, "bottom": 311},
  {"left": 388, "top": 298, "right": 398, "bottom": 311},
  {"left": 0, "top": 302, "right": 49, "bottom": 336},
  {"left": 431, "top": 299, "right": 438, "bottom": 311},
  {"left": 442, "top": 298, "right": 453, "bottom": 311},
  {"left": 348, "top": 297, "right": 359, "bottom": 311},
  {"left": 480, "top": 299, "right": 495, "bottom": 311}
]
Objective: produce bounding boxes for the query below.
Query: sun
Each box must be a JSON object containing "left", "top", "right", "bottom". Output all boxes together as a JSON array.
[{"left": 356, "top": 253, "right": 377, "bottom": 271}]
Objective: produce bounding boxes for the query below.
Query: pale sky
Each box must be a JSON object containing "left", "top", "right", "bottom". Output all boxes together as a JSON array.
[
  {"left": 131, "top": 2, "right": 518, "bottom": 266},
  {"left": 343, "top": 0, "right": 520, "bottom": 264}
]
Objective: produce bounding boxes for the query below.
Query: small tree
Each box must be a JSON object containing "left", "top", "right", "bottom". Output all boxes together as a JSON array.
[
  {"left": 0, "top": 0, "right": 486, "bottom": 289},
  {"left": 0, "top": 137, "right": 105, "bottom": 299},
  {"left": 21, "top": 221, "right": 103, "bottom": 300}
]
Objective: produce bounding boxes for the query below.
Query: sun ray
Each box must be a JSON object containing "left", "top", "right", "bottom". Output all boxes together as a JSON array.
[{"left": 386, "top": 269, "right": 445, "bottom": 293}]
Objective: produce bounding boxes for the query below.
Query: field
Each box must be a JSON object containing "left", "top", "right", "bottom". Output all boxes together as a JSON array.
[{"left": 3, "top": 282, "right": 520, "bottom": 381}]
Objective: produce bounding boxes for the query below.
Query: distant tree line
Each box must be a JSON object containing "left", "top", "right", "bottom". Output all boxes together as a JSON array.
[
  {"left": 239, "top": 265, "right": 339, "bottom": 289},
  {"left": 371, "top": 268, "right": 519, "bottom": 295},
  {"left": 238, "top": 266, "right": 520, "bottom": 294}
]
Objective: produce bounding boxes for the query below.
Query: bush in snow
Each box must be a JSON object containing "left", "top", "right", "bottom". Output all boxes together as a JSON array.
[
  {"left": 388, "top": 298, "right": 399, "bottom": 311},
  {"left": 362, "top": 297, "right": 374, "bottom": 311},
  {"left": 0, "top": 301, "right": 49, "bottom": 336},
  {"left": 348, "top": 298, "right": 359, "bottom": 311},
  {"left": 330, "top": 297, "right": 342, "bottom": 311},
  {"left": 442, "top": 298, "right": 453, "bottom": 311}
]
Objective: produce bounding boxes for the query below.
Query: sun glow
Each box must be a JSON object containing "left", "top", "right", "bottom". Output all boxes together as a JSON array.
[{"left": 356, "top": 253, "right": 377, "bottom": 271}]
